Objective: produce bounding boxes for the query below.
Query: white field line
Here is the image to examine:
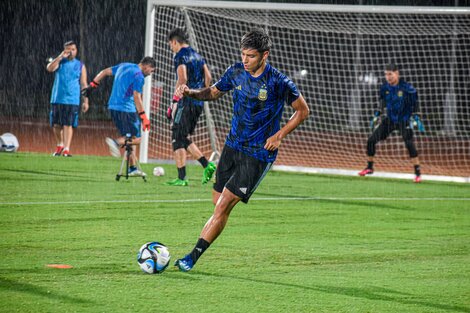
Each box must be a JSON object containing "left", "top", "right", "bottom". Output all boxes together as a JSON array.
[{"left": 0, "top": 196, "right": 469, "bottom": 206}]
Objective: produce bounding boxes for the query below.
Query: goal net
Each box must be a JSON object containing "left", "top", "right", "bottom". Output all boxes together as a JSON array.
[{"left": 143, "top": 1, "right": 470, "bottom": 182}]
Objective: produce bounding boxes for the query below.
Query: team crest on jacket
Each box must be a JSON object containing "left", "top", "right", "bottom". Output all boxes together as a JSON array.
[
  {"left": 398, "top": 90, "right": 403, "bottom": 97},
  {"left": 258, "top": 84, "right": 268, "bottom": 101}
]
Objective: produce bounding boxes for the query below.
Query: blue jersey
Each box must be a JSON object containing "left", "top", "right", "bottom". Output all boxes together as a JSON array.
[
  {"left": 380, "top": 78, "right": 418, "bottom": 123},
  {"left": 50, "top": 58, "right": 83, "bottom": 105},
  {"left": 174, "top": 46, "right": 206, "bottom": 107},
  {"left": 108, "top": 63, "right": 144, "bottom": 113},
  {"left": 215, "top": 62, "right": 300, "bottom": 163}
]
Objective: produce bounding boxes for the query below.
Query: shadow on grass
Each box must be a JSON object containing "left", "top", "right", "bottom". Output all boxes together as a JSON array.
[
  {"left": 195, "top": 272, "right": 470, "bottom": 313},
  {"left": 0, "top": 276, "right": 92, "bottom": 304},
  {"left": 316, "top": 198, "right": 414, "bottom": 211},
  {"left": 252, "top": 193, "right": 413, "bottom": 211},
  {"left": 2, "top": 168, "right": 102, "bottom": 182}
]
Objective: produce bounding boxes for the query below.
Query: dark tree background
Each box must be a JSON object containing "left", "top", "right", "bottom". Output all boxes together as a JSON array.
[{"left": 0, "top": 0, "right": 467, "bottom": 120}]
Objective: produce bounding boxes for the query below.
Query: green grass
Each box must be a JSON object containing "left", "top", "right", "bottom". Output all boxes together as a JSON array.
[{"left": 0, "top": 152, "right": 469, "bottom": 313}]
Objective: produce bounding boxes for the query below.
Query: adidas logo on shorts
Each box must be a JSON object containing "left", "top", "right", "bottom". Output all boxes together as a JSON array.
[{"left": 239, "top": 187, "right": 247, "bottom": 194}]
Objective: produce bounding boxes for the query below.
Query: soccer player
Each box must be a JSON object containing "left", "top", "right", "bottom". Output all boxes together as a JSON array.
[
  {"left": 358, "top": 63, "right": 424, "bottom": 183},
  {"left": 165, "top": 28, "right": 216, "bottom": 186},
  {"left": 82, "top": 57, "right": 156, "bottom": 176},
  {"left": 47, "top": 41, "right": 89, "bottom": 157},
  {"left": 173, "top": 28, "right": 309, "bottom": 272}
]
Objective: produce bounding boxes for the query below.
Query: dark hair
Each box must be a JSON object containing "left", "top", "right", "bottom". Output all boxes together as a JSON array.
[
  {"left": 64, "top": 40, "right": 77, "bottom": 48},
  {"left": 140, "top": 56, "right": 156, "bottom": 68},
  {"left": 167, "top": 28, "right": 189, "bottom": 44},
  {"left": 240, "top": 28, "right": 272, "bottom": 53},
  {"left": 385, "top": 63, "right": 399, "bottom": 72}
]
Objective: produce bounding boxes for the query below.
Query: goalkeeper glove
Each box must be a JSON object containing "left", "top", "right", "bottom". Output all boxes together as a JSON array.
[
  {"left": 411, "top": 114, "right": 425, "bottom": 132},
  {"left": 139, "top": 111, "right": 150, "bottom": 131},
  {"left": 81, "top": 80, "right": 99, "bottom": 98},
  {"left": 166, "top": 95, "right": 180, "bottom": 121},
  {"left": 370, "top": 110, "right": 381, "bottom": 130}
]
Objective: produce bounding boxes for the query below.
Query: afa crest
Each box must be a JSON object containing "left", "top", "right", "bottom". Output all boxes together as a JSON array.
[
  {"left": 258, "top": 85, "right": 268, "bottom": 101},
  {"left": 398, "top": 90, "right": 403, "bottom": 97}
]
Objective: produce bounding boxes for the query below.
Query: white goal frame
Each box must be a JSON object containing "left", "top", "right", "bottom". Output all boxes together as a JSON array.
[{"left": 142, "top": 0, "right": 470, "bottom": 183}]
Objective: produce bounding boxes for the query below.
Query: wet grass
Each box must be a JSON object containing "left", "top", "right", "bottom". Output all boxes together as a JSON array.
[{"left": 0, "top": 152, "right": 469, "bottom": 313}]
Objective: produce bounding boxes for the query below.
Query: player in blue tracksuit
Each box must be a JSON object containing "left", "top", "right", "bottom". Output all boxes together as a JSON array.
[
  {"left": 173, "top": 28, "right": 309, "bottom": 272},
  {"left": 82, "top": 57, "right": 156, "bottom": 176},
  {"left": 47, "top": 40, "right": 89, "bottom": 157},
  {"left": 165, "top": 28, "right": 215, "bottom": 186},
  {"left": 359, "top": 63, "right": 424, "bottom": 183}
]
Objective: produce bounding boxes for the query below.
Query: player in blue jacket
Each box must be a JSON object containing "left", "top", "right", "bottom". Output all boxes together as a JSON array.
[
  {"left": 47, "top": 41, "right": 89, "bottom": 157},
  {"left": 173, "top": 28, "right": 309, "bottom": 272},
  {"left": 359, "top": 63, "right": 424, "bottom": 183}
]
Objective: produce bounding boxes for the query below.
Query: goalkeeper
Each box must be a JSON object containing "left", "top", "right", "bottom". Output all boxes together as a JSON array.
[
  {"left": 359, "top": 63, "right": 424, "bottom": 183},
  {"left": 81, "top": 57, "right": 156, "bottom": 176},
  {"left": 173, "top": 28, "right": 309, "bottom": 272},
  {"left": 165, "top": 28, "right": 216, "bottom": 186}
]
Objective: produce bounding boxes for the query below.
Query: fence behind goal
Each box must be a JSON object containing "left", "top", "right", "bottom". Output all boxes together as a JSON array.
[{"left": 142, "top": 0, "right": 470, "bottom": 182}]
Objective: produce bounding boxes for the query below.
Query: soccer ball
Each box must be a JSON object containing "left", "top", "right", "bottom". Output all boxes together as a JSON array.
[
  {"left": 137, "top": 242, "right": 171, "bottom": 274},
  {"left": 153, "top": 166, "right": 165, "bottom": 176},
  {"left": 0, "top": 133, "right": 19, "bottom": 152}
]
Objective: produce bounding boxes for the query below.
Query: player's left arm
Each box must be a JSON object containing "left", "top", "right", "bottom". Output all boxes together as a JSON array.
[
  {"left": 80, "top": 65, "right": 89, "bottom": 112},
  {"left": 408, "top": 85, "right": 424, "bottom": 132},
  {"left": 264, "top": 95, "right": 309, "bottom": 151}
]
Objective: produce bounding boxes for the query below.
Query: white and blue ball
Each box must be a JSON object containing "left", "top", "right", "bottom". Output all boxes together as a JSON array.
[
  {"left": 0, "top": 133, "right": 19, "bottom": 152},
  {"left": 137, "top": 242, "right": 171, "bottom": 274},
  {"left": 153, "top": 166, "right": 165, "bottom": 176}
]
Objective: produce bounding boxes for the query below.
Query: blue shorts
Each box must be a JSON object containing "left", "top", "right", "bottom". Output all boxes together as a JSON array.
[
  {"left": 50, "top": 104, "right": 79, "bottom": 128},
  {"left": 109, "top": 109, "right": 141, "bottom": 138}
]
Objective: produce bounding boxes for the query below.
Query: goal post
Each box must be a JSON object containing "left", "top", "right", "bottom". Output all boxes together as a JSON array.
[{"left": 142, "top": 0, "right": 470, "bottom": 182}]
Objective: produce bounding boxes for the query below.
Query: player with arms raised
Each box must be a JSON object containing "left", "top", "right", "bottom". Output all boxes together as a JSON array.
[{"left": 173, "top": 28, "right": 309, "bottom": 272}]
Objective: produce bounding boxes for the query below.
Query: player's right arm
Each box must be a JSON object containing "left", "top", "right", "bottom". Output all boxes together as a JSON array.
[
  {"left": 175, "top": 63, "right": 230, "bottom": 101},
  {"left": 177, "top": 85, "right": 224, "bottom": 101},
  {"left": 375, "top": 84, "right": 387, "bottom": 116},
  {"left": 203, "top": 64, "right": 212, "bottom": 88},
  {"left": 46, "top": 50, "right": 69, "bottom": 72},
  {"left": 90, "top": 67, "right": 113, "bottom": 84},
  {"left": 81, "top": 67, "right": 113, "bottom": 98},
  {"left": 175, "top": 64, "right": 187, "bottom": 91},
  {"left": 370, "top": 84, "right": 386, "bottom": 129}
]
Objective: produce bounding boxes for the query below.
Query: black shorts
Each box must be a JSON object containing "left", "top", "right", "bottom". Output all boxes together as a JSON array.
[
  {"left": 49, "top": 104, "right": 79, "bottom": 128},
  {"left": 172, "top": 101, "right": 203, "bottom": 138},
  {"left": 214, "top": 145, "right": 272, "bottom": 203}
]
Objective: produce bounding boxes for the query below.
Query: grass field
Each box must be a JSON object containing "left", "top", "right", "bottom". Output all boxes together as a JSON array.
[{"left": 0, "top": 152, "right": 469, "bottom": 313}]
